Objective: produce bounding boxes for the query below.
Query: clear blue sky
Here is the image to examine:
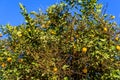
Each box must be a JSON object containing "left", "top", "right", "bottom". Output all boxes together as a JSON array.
[{"left": 0, "top": 0, "right": 120, "bottom": 26}]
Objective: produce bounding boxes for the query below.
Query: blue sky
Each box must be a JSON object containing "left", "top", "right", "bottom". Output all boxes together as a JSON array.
[{"left": 0, "top": 0, "right": 120, "bottom": 26}]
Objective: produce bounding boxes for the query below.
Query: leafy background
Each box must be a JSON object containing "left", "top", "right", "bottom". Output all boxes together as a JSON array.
[{"left": 0, "top": 0, "right": 120, "bottom": 80}]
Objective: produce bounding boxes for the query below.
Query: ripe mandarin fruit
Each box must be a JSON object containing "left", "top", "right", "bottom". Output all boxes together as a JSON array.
[
  {"left": 116, "top": 45, "right": 120, "bottom": 51},
  {"left": 7, "top": 57, "right": 12, "bottom": 62},
  {"left": 82, "top": 67, "right": 87, "bottom": 73},
  {"left": 51, "top": 31, "right": 56, "bottom": 35},
  {"left": 82, "top": 47, "right": 87, "bottom": 53},
  {"left": 18, "top": 58, "right": 23, "bottom": 62},
  {"left": 53, "top": 67, "right": 58, "bottom": 72},
  {"left": 1, "top": 63, "right": 6, "bottom": 68},
  {"left": 103, "top": 27, "right": 107, "bottom": 32},
  {"left": 115, "top": 37, "right": 119, "bottom": 41}
]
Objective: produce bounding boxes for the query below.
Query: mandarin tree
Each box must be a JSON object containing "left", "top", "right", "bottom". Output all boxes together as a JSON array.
[{"left": 0, "top": 0, "right": 120, "bottom": 80}]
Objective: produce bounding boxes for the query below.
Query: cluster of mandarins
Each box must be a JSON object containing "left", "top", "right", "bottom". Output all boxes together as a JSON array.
[
  {"left": 103, "top": 27, "right": 120, "bottom": 51},
  {"left": 115, "top": 35, "right": 120, "bottom": 50},
  {"left": 0, "top": 33, "right": 23, "bottom": 68},
  {"left": 1, "top": 57, "right": 23, "bottom": 68}
]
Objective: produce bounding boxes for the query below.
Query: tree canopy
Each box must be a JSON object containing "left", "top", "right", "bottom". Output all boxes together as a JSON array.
[{"left": 0, "top": 0, "right": 120, "bottom": 79}]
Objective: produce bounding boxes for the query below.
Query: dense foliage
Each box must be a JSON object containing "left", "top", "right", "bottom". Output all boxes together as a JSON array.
[{"left": 0, "top": 0, "right": 120, "bottom": 79}]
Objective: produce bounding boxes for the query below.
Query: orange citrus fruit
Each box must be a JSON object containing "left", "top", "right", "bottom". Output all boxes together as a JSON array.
[
  {"left": 50, "top": 30, "right": 56, "bottom": 35},
  {"left": 82, "top": 67, "right": 87, "bottom": 73},
  {"left": 1, "top": 63, "right": 6, "bottom": 68},
  {"left": 53, "top": 67, "right": 58, "bottom": 72},
  {"left": 115, "top": 37, "right": 119, "bottom": 41},
  {"left": 82, "top": 47, "right": 87, "bottom": 53},
  {"left": 116, "top": 45, "right": 120, "bottom": 51},
  {"left": 18, "top": 58, "right": 23, "bottom": 62},
  {"left": 7, "top": 57, "right": 12, "bottom": 62},
  {"left": 103, "top": 27, "right": 107, "bottom": 32}
]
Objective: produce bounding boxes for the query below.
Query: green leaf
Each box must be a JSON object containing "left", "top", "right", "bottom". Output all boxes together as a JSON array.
[
  {"left": 78, "top": 0, "right": 82, "bottom": 3},
  {"left": 110, "top": 46, "right": 116, "bottom": 50},
  {"left": 62, "top": 65, "right": 69, "bottom": 70},
  {"left": 64, "top": 76, "right": 69, "bottom": 80},
  {"left": 100, "top": 39, "right": 106, "bottom": 42},
  {"left": 19, "top": 3, "right": 25, "bottom": 11},
  {"left": 103, "top": 53, "right": 109, "bottom": 59}
]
